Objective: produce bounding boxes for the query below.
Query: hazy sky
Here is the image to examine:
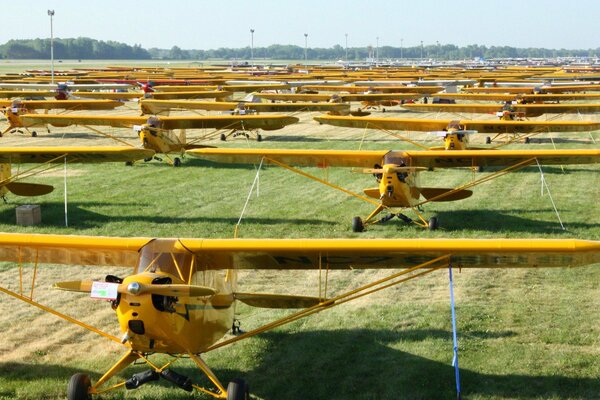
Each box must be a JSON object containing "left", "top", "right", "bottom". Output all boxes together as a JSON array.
[{"left": 2, "top": 0, "right": 598, "bottom": 50}]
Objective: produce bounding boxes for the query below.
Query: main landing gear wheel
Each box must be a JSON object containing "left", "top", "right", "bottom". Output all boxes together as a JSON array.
[
  {"left": 428, "top": 216, "right": 439, "bottom": 231},
  {"left": 125, "top": 161, "right": 133, "bottom": 166},
  {"left": 67, "top": 373, "right": 91, "bottom": 400},
  {"left": 227, "top": 378, "right": 250, "bottom": 400},
  {"left": 485, "top": 136, "right": 491, "bottom": 144},
  {"left": 352, "top": 216, "right": 364, "bottom": 233},
  {"left": 31, "top": 131, "right": 37, "bottom": 137},
  {"left": 143, "top": 157, "right": 153, "bottom": 162},
  {"left": 220, "top": 133, "right": 227, "bottom": 141},
  {"left": 524, "top": 137, "right": 531, "bottom": 144},
  {"left": 257, "top": 134, "right": 262, "bottom": 142},
  {"left": 174, "top": 157, "right": 182, "bottom": 167}
]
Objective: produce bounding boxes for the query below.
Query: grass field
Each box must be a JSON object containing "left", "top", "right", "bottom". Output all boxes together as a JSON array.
[{"left": 0, "top": 61, "right": 599, "bottom": 400}]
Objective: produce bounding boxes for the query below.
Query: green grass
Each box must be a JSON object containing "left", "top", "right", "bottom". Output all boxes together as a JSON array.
[{"left": 0, "top": 61, "right": 599, "bottom": 399}]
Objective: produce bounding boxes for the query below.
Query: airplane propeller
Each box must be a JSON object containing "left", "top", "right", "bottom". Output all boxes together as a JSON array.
[
  {"left": 428, "top": 130, "right": 479, "bottom": 137},
  {"left": 358, "top": 166, "right": 428, "bottom": 174},
  {"left": 53, "top": 280, "right": 217, "bottom": 297}
]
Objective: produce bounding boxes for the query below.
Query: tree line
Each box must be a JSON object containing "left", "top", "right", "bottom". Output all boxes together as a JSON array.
[{"left": 1, "top": 37, "right": 598, "bottom": 61}]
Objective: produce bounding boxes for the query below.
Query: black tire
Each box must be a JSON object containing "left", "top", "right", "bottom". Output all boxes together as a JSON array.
[
  {"left": 143, "top": 157, "right": 152, "bottom": 162},
  {"left": 524, "top": 137, "right": 531, "bottom": 144},
  {"left": 125, "top": 161, "right": 133, "bottom": 167},
  {"left": 220, "top": 133, "right": 226, "bottom": 141},
  {"left": 382, "top": 108, "right": 386, "bottom": 113},
  {"left": 227, "top": 378, "right": 249, "bottom": 400},
  {"left": 174, "top": 158, "right": 181, "bottom": 167},
  {"left": 428, "top": 216, "right": 439, "bottom": 231},
  {"left": 477, "top": 166, "right": 484, "bottom": 173},
  {"left": 257, "top": 134, "right": 262, "bottom": 142},
  {"left": 31, "top": 131, "right": 38, "bottom": 137},
  {"left": 352, "top": 216, "right": 364, "bottom": 233},
  {"left": 485, "top": 136, "right": 491, "bottom": 144},
  {"left": 67, "top": 373, "right": 91, "bottom": 400}
]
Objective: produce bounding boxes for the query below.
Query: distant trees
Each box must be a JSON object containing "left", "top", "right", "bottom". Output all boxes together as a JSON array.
[
  {"left": 0, "top": 37, "right": 597, "bottom": 61},
  {"left": 0, "top": 38, "right": 151, "bottom": 59}
]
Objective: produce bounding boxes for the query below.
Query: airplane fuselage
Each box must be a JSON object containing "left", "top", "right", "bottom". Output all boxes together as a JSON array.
[{"left": 116, "top": 270, "right": 235, "bottom": 354}]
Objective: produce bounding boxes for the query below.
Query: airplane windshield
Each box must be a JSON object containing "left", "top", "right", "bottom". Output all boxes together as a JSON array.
[{"left": 136, "top": 239, "right": 195, "bottom": 281}]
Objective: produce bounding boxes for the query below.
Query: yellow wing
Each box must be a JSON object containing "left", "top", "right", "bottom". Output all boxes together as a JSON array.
[
  {"left": 158, "top": 115, "right": 299, "bottom": 131},
  {"left": 140, "top": 99, "right": 350, "bottom": 114},
  {"left": 400, "top": 149, "right": 600, "bottom": 168},
  {"left": 256, "top": 93, "right": 333, "bottom": 102},
  {"left": 340, "top": 93, "right": 422, "bottom": 101},
  {"left": 186, "top": 148, "right": 387, "bottom": 167},
  {"left": 20, "top": 114, "right": 147, "bottom": 128},
  {"left": 0, "top": 146, "right": 155, "bottom": 163},
  {"left": 314, "top": 115, "right": 600, "bottom": 133},
  {"left": 5, "top": 100, "right": 123, "bottom": 110},
  {"left": 20, "top": 114, "right": 299, "bottom": 131},
  {"left": 0, "top": 233, "right": 597, "bottom": 270},
  {"left": 151, "top": 90, "right": 232, "bottom": 100},
  {"left": 403, "top": 103, "right": 600, "bottom": 116},
  {"left": 188, "top": 148, "right": 600, "bottom": 168}
]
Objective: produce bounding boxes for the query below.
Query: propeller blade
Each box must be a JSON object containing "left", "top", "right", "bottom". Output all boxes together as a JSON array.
[
  {"left": 54, "top": 280, "right": 216, "bottom": 297},
  {"left": 53, "top": 280, "right": 94, "bottom": 292}
]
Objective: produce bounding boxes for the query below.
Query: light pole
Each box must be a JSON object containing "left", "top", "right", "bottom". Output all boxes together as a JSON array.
[
  {"left": 436, "top": 40, "right": 440, "bottom": 60},
  {"left": 250, "top": 29, "right": 255, "bottom": 61},
  {"left": 304, "top": 33, "right": 308, "bottom": 62},
  {"left": 345, "top": 33, "right": 348, "bottom": 61},
  {"left": 48, "top": 10, "right": 55, "bottom": 84},
  {"left": 420, "top": 40, "right": 424, "bottom": 60},
  {"left": 400, "top": 38, "right": 403, "bottom": 59},
  {"left": 376, "top": 36, "right": 379, "bottom": 62}
]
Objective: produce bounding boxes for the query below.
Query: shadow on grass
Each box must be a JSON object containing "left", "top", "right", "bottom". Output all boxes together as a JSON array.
[
  {"left": 432, "top": 209, "right": 595, "bottom": 233},
  {"left": 0, "top": 202, "right": 334, "bottom": 228},
  {"left": 3, "top": 328, "right": 597, "bottom": 400}
]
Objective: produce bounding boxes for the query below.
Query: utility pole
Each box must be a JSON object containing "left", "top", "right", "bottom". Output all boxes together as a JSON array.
[
  {"left": 376, "top": 36, "right": 379, "bottom": 62},
  {"left": 304, "top": 33, "right": 308, "bottom": 62},
  {"left": 345, "top": 33, "right": 348, "bottom": 61},
  {"left": 48, "top": 10, "right": 55, "bottom": 84},
  {"left": 420, "top": 40, "right": 424, "bottom": 60},
  {"left": 250, "top": 29, "right": 255, "bottom": 60},
  {"left": 400, "top": 38, "right": 403, "bottom": 59}
]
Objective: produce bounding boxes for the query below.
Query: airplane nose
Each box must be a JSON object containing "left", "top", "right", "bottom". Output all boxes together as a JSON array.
[{"left": 127, "top": 282, "right": 141, "bottom": 295}]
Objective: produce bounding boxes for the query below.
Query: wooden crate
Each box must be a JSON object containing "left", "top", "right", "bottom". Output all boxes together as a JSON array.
[{"left": 16, "top": 205, "right": 41, "bottom": 226}]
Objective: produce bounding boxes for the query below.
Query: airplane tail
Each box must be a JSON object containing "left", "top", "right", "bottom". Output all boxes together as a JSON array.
[
  {"left": 419, "top": 187, "right": 472, "bottom": 202},
  {"left": 6, "top": 182, "right": 54, "bottom": 196}
]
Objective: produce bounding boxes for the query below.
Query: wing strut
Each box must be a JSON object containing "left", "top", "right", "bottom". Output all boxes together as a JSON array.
[
  {"left": 234, "top": 156, "right": 265, "bottom": 238},
  {"left": 448, "top": 264, "right": 462, "bottom": 400},
  {"left": 204, "top": 254, "right": 451, "bottom": 353},
  {"left": 535, "top": 159, "right": 565, "bottom": 230}
]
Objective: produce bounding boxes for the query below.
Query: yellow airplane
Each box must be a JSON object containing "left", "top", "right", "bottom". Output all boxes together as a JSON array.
[
  {"left": 1, "top": 232, "right": 599, "bottom": 399},
  {"left": 187, "top": 148, "right": 600, "bottom": 231},
  {"left": 314, "top": 115, "right": 600, "bottom": 146},
  {"left": 431, "top": 92, "right": 600, "bottom": 102},
  {"left": 1, "top": 99, "right": 125, "bottom": 136},
  {"left": 139, "top": 99, "right": 351, "bottom": 115},
  {"left": 0, "top": 146, "right": 154, "bottom": 198},
  {"left": 401, "top": 102, "right": 600, "bottom": 118},
  {"left": 19, "top": 114, "right": 299, "bottom": 164}
]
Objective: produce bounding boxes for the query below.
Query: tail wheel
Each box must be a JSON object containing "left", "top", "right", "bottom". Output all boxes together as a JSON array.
[
  {"left": 428, "top": 216, "right": 439, "bottom": 231},
  {"left": 174, "top": 157, "right": 182, "bottom": 167},
  {"left": 257, "top": 134, "right": 262, "bottom": 142},
  {"left": 352, "top": 216, "right": 364, "bottom": 233},
  {"left": 485, "top": 136, "right": 491, "bottom": 144},
  {"left": 67, "top": 373, "right": 91, "bottom": 400},
  {"left": 227, "top": 378, "right": 249, "bottom": 400},
  {"left": 220, "top": 133, "right": 226, "bottom": 141}
]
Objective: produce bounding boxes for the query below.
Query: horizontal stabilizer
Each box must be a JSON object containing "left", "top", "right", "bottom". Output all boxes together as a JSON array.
[
  {"left": 363, "top": 188, "right": 380, "bottom": 199},
  {"left": 6, "top": 182, "right": 54, "bottom": 196},
  {"left": 420, "top": 187, "right": 473, "bottom": 202},
  {"left": 234, "top": 292, "right": 325, "bottom": 309}
]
